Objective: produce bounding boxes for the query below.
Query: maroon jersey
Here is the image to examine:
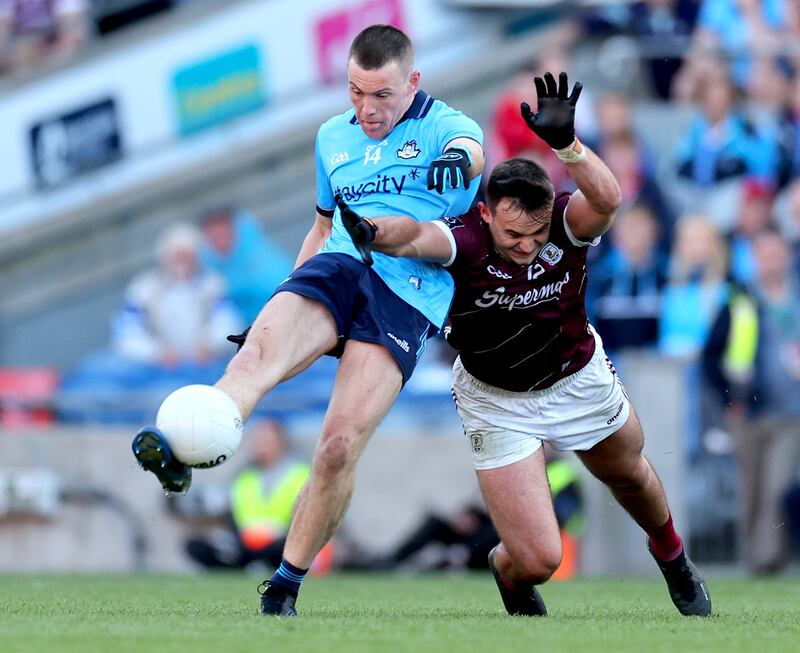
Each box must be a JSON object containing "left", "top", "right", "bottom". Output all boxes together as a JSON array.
[{"left": 441, "top": 192, "right": 597, "bottom": 392}]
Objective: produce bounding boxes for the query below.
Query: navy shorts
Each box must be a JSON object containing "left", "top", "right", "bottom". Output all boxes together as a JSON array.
[{"left": 275, "top": 252, "right": 437, "bottom": 385}]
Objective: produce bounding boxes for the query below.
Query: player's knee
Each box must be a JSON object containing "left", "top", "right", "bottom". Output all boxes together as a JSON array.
[
  {"left": 314, "top": 421, "right": 363, "bottom": 477},
  {"left": 516, "top": 556, "right": 561, "bottom": 585},
  {"left": 511, "top": 542, "right": 562, "bottom": 584},
  {"left": 602, "top": 456, "right": 650, "bottom": 491}
]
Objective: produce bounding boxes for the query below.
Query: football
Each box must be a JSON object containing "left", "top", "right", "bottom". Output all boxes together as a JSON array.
[{"left": 156, "top": 384, "right": 243, "bottom": 468}]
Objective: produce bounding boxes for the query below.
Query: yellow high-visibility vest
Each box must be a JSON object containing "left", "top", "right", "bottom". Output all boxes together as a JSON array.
[
  {"left": 546, "top": 459, "right": 583, "bottom": 536},
  {"left": 723, "top": 292, "right": 759, "bottom": 382},
  {"left": 230, "top": 463, "right": 309, "bottom": 534}
]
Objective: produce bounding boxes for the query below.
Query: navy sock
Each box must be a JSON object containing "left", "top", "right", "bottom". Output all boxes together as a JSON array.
[{"left": 269, "top": 558, "right": 308, "bottom": 597}]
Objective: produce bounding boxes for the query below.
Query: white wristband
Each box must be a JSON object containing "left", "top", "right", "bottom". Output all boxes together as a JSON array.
[{"left": 553, "top": 138, "right": 587, "bottom": 164}]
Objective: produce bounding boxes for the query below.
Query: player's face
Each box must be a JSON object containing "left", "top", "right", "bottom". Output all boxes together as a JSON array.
[
  {"left": 481, "top": 199, "right": 551, "bottom": 266},
  {"left": 347, "top": 58, "right": 420, "bottom": 140}
]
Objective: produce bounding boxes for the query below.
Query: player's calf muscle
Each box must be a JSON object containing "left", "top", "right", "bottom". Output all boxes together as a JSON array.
[
  {"left": 218, "top": 340, "right": 281, "bottom": 417},
  {"left": 224, "top": 340, "right": 282, "bottom": 398}
]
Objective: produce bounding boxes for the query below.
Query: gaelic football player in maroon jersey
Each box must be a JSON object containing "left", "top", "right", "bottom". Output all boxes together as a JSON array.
[{"left": 336, "top": 72, "right": 711, "bottom": 618}]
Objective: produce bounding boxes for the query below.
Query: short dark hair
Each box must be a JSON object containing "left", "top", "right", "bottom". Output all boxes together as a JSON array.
[
  {"left": 486, "top": 158, "right": 554, "bottom": 220},
  {"left": 349, "top": 24, "right": 412, "bottom": 70}
]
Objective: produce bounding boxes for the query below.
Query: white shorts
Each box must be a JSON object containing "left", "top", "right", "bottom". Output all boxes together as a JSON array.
[{"left": 451, "top": 330, "right": 630, "bottom": 470}]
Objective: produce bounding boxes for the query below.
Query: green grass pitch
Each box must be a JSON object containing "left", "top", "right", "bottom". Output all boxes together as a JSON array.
[{"left": 2, "top": 573, "right": 798, "bottom": 653}]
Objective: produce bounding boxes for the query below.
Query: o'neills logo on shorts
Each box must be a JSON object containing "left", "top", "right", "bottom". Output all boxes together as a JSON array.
[
  {"left": 386, "top": 332, "right": 410, "bottom": 353},
  {"left": 607, "top": 401, "right": 624, "bottom": 425}
]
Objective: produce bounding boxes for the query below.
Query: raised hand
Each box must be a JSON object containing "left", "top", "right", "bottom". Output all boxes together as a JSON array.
[
  {"left": 335, "top": 194, "right": 378, "bottom": 266},
  {"left": 520, "top": 71, "right": 583, "bottom": 150}
]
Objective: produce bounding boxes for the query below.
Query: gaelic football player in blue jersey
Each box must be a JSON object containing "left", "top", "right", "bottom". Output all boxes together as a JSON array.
[{"left": 132, "top": 24, "right": 484, "bottom": 616}]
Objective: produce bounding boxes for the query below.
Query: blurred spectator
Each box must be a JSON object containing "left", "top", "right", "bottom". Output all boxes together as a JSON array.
[
  {"left": 692, "top": 0, "right": 789, "bottom": 90},
  {"left": 200, "top": 207, "right": 292, "bottom": 324},
  {"left": 0, "top": 0, "right": 88, "bottom": 74},
  {"left": 587, "top": 203, "right": 667, "bottom": 352},
  {"left": 350, "top": 501, "right": 498, "bottom": 573},
  {"left": 584, "top": 0, "right": 700, "bottom": 99},
  {"left": 676, "top": 70, "right": 777, "bottom": 190},
  {"left": 773, "top": 177, "right": 800, "bottom": 273},
  {"left": 592, "top": 104, "right": 676, "bottom": 248},
  {"left": 702, "top": 229, "right": 800, "bottom": 574},
  {"left": 728, "top": 179, "right": 776, "bottom": 284},
  {"left": 659, "top": 215, "right": 728, "bottom": 359},
  {"left": 671, "top": 44, "right": 728, "bottom": 105},
  {"left": 489, "top": 45, "right": 596, "bottom": 193},
  {"left": 769, "top": 69, "right": 800, "bottom": 189},
  {"left": 185, "top": 419, "right": 333, "bottom": 573},
  {"left": 745, "top": 56, "right": 796, "bottom": 190},
  {"left": 659, "top": 215, "right": 729, "bottom": 460},
  {"left": 112, "top": 222, "right": 242, "bottom": 368},
  {"left": 627, "top": 0, "right": 701, "bottom": 99},
  {"left": 347, "top": 458, "right": 582, "bottom": 579}
]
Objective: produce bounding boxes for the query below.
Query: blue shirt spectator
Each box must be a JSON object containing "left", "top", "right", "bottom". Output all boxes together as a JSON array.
[
  {"left": 587, "top": 203, "right": 668, "bottom": 351},
  {"left": 659, "top": 215, "right": 729, "bottom": 358},
  {"left": 676, "top": 73, "right": 777, "bottom": 187},
  {"left": 696, "top": 0, "right": 788, "bottom": 88},
  {"left": 200, "top": 208, "right": 293, "bottom": 324}
]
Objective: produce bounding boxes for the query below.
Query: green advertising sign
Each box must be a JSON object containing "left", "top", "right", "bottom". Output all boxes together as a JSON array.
[{"left": 173, "top": 44, "right": 266, "bottom": 136}]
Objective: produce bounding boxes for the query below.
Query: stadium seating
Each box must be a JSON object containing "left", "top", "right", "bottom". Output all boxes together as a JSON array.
[{"left": 0, "top": 367, "right": 59, "bottom": 427}]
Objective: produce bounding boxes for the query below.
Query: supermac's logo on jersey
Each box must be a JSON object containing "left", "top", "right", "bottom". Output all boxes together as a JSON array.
[
  {"left": 397, "top": 140, "right": 421, "bottom": 159},
  {"left": 539, "top": 242, "right": 564, "bottom": 265}
]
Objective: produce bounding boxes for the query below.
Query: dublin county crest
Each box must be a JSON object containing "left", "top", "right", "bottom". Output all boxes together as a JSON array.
[{"left": 397, "top": 140, "right": 421, "bottom": 159}]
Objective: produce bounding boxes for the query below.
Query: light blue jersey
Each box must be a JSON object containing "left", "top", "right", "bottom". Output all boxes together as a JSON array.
[{"left": 316, "top": 90, "right": 483, "bottom": 328}]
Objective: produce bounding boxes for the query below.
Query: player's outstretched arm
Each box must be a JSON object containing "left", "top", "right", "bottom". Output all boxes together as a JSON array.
[
  {"left": 521, "top": 71, "right": 622, "bottom": 240},
  {"left": 335, "top": 194, "right": 452, "bottom": 264}
]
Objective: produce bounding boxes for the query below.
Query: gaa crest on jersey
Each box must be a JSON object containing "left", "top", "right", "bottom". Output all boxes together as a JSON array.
[
  {"left": 397, "top": 140, "right": 421, "bottom": 159},
  {"left": 539, "top": 242, "right": 564, "bottom": 265}
]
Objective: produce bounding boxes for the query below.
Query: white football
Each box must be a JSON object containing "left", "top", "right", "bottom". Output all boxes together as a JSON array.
[{"left": 156, "top": 384, "right": 243, "bottom": 468}]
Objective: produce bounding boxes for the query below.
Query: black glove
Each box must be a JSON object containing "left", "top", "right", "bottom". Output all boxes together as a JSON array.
[
  {"left": 427, "top": 147, "right": 472, "bottom": 194},
  {"left": 227, "top": 326, "right": 250, "bottom": 351},
  {"left": 520, "top": 71, "right": 583, "bottom": 150},
  {"left": 335, "top": 193, "right": 378, "bottom": 266}
]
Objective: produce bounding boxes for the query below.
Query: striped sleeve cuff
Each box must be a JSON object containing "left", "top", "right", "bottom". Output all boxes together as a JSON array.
[{"left": 431, "top": 219, "right": 458, "bottom": 267}]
